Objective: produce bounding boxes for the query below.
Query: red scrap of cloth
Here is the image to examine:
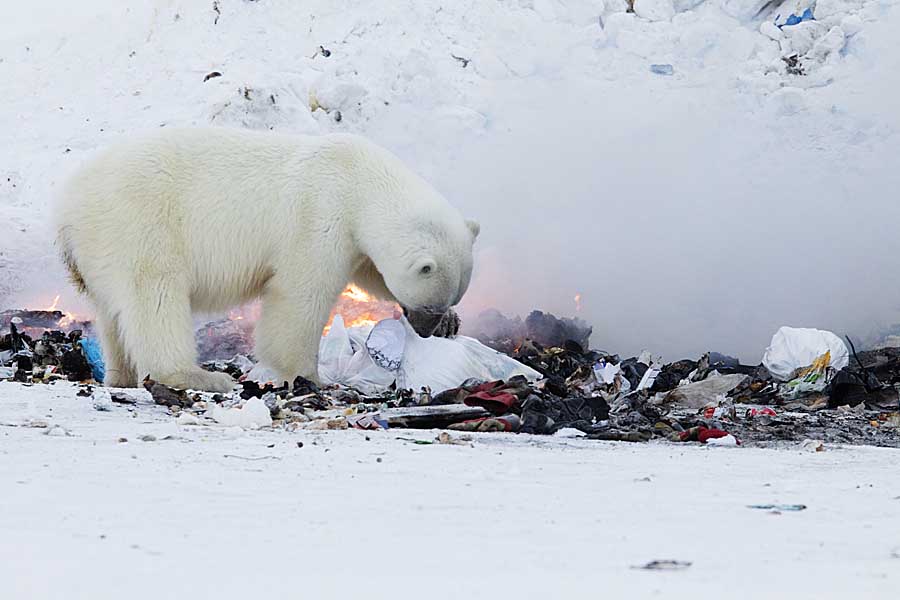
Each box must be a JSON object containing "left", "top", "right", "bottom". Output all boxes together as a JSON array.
[
  {"left": 679, "top": 426, "right": 734, "bottom": 444},
  {"left": 746, "top": 407, "right": 777, "bottom": 418},
  {"left": 464, "top": 390, "right": 519, "bottom": 415}
]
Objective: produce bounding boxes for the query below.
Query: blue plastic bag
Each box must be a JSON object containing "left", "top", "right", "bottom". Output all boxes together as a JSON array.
[
  {"left": 79, "top": 338, "right": 106, "bottom": 383},
  {"left": 777, "top": 7, "right": 814, "bottom": 28}
]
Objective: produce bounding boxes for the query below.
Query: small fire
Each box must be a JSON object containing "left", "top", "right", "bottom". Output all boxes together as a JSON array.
[
  {"left": 221, "top": 287, "right": 397, "bottom": 336},
  {"left": 342, "top": 284, "right": 372, "bottom": 303},
  {"left": 574, "top": 293, "right": 582, "bottom": 312},
  {"left": 45, "top": 295, "right": 62, "bottom": 312},
  {"left": 323, "top": 285, "right": 397, "bottom": 334}
]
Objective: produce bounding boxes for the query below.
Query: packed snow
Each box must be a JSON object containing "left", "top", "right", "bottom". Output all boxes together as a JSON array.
[{"left": 1, "top": 381, "right": 899, "bottom": 599}]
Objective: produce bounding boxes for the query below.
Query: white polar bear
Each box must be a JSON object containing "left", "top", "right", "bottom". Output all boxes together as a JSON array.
[{"left": 56, "top": 128, "right": 479, "bottom": 392}]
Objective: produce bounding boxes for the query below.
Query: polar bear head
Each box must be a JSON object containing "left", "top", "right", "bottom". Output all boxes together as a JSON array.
[{"left": 381, "top": 216, "right": 480, "bottom": 338}]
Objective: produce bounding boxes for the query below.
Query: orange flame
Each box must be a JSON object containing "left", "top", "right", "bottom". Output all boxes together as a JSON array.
[
  {"left": 323, "top": 285, "right": 397, "bottom": 334},
  {"left": 574, "top": 293, "right": 582, "bottom": 312},
  {"left": 45, "top": 295, "right": 61, "bottom": 311},
  {"left": 221, "top": 287, "right": 396, "bottom": 336}
]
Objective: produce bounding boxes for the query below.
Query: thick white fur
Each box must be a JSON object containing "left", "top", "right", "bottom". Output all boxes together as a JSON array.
[{"left": 56, "top": 127, "right": 479, "bottom": 391}]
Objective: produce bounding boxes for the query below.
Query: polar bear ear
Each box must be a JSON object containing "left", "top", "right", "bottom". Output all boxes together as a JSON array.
[{"left": 465, "top": 219, "right": 480, "bottom": 240}]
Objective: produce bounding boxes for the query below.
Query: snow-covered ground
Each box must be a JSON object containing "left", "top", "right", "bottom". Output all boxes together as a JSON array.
[{"left": 1, "top": 380, "right": 898, "bottom": 599}]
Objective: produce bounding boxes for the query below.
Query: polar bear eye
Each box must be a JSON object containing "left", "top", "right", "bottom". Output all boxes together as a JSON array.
[{"left": 420, "top": 265, "right": 432, "bottom": 275}]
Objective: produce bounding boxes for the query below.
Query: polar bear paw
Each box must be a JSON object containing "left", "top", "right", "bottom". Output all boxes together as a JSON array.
[{"left": 159, "top": 368, "right": 236, "bottom": 393}]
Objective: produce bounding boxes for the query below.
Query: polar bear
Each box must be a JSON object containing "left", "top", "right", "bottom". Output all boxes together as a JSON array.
[{"left": 56, "top": 128, "right": 479, "bottom": 392}]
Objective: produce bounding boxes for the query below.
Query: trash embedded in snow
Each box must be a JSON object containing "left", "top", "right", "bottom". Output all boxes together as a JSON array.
[
  {"left": 208, "top": 396, "right": 273, "bottom": 429},
  {"left": 4, "top": 300, "right": 899, "bottom": 448},
  {"left": 773, "top": 0, "right": 816, "bottom": 28},
  {"left": 800, "top": 438, "right": 825, "bottom": 452}
]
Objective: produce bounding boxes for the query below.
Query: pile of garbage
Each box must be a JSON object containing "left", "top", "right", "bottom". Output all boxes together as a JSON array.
[
  {"left": 3, "top": 304, "right": 899, "bottom": 447},
  {"left": 0, "top": 315, "right": 103, "bottom": 383}
]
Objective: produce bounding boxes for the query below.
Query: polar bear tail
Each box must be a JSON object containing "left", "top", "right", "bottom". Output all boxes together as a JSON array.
[{"left": 57, "top": 225, "right": 87, "bottom": 295}]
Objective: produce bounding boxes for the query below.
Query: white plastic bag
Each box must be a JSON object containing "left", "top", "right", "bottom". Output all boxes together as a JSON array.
[
  {"left": 318, "top": 316, "right": 396, "bottom": 394},
  {"left": 397, "top": 319, "right": 541, "bottom": 392},
  {"left": 318, "top": 315, "right": 541, "bottom": 394},
  {"left": 762, "top": 326, "right": 849, "bottom": 381}
]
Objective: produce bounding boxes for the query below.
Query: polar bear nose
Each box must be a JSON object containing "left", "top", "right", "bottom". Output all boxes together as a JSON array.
[{"left": 403, "top": 307, "right": 446, "bottom": 338}]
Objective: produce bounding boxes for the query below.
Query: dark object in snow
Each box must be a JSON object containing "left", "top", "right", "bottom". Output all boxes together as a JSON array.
[
  {"left": 60, "top": 345, "right": 93, "bottom": 381},
  {"left": 203, "top": 71, "right": 223, "bottom": 82},
  {"left": 379, "top": 405, "right": 490, "bottom": 429},
  {"left": 451, "top": 53, "right": 471, "bottom": 68},
  {"left": 650, "top": 64, "right": 674, "bottom": 76},
  {"left": 783, "top": 54, "right": 804, "bottom": 75},
  {"left": 333, "top": 110, "right": 342, "bottom": 123},
  {"left": 143, "top": 377, "right": 190, "bottom": 408},
  {"left": 747, "top": 504, "right": 807, "bottom": 511},
  {"left": 632, "top": 560, "right": 692, "bottom": 571},
  {"left": 110, "top": 392, "right": 137, "bottom": 405}
]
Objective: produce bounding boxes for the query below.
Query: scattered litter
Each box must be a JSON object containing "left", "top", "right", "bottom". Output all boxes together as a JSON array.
[
  {"left": 800, "top": 439, "right": 825, "bottom": 452},
  {"left": 44, "top": 425, "right": 72, "bottom": 437},
  {"left": 554, "top": 427, "right": 586, "bottom": 438},
  {"left": 650, "top": 64, "right": 674, "bottom": 76},
  {"left": 396, "top": 437, "right": 435, "bottom": 445},
  {"left": 223, "top": 454, "right": 281, "bottom": 461},
  {"left": 176, "top": 412, "right": 202, "bottom": 426},
  {"left": 4, "top": 304, "right": 899, "bottom": 448},
  {"left": 208, "top": 396, "right": 273, "bottom": 428},
  {"left": 632, "top": 560, "right": 692, "bottom": 571},
  {"left": 662, "top": 374, "right": 749, "bottom": 409},
  {"left": 706, "top": 434, "right": 739, "bottom": 447},
  {"left": 436, "top": 432, "right": 472, "bottom": 446},
  {"left": 143, "top": 377, "right": 190, "bottom": 408},
  {"left": 747, "top": 504, "right": 807, "bottom": 512}
]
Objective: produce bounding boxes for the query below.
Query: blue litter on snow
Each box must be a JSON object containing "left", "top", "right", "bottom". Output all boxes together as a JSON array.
[
  {"left": 778, "top": 7, "right": 815, "bottom": 28},
  {"left": 650, "top": 64, "right": 674, "bottom": 76},
  {"left": 79, "top": 338, "right": 105, "bottom": 383}
]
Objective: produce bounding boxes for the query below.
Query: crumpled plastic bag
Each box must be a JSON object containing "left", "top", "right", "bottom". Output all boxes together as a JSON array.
[
  {"left": 318, "top": 315, "right": 541, "bottom": 394},
  {"left": 779, "top": 351, "right": 834, "bottom": 400},
  {"left": 660, "top": 373, "right": 750, "bottom": 409},
  {"left": 318, "top": 315, "right": 396, "bottom": 395},
  {"left": 762, "top": 326, "right": 849, "bottom": 381}
]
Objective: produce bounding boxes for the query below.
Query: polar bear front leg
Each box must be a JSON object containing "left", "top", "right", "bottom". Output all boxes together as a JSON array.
[{"left": 255, "top": 277, "right": 343, "bottom": 385}]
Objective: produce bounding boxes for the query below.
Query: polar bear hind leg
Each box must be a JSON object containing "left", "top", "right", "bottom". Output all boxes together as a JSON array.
[{"left": 115, "top": 273, "right": 235, "bottom": 393}]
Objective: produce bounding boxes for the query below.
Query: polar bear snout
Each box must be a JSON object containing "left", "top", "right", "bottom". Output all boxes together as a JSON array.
[{"left": 402, "top": 306, "right": 447, "bottom": 338}]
